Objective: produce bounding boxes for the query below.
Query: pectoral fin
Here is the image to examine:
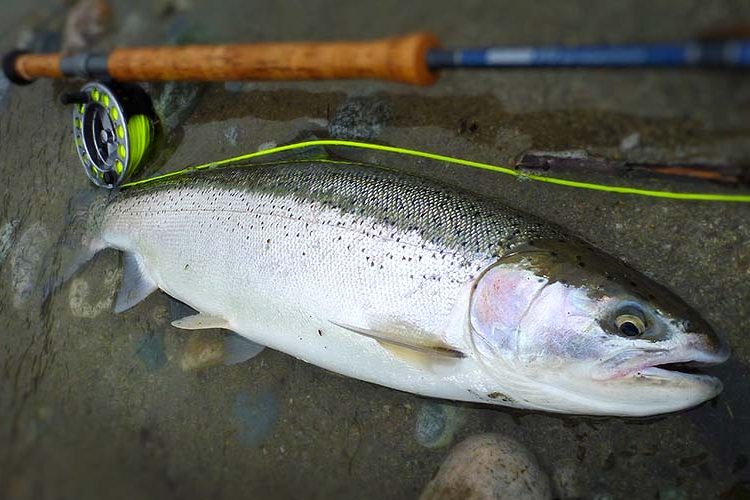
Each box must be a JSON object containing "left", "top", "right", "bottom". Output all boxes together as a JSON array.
[
  {"left": 114, "top": 252, "right": 158, "bottom": 313},
  {"left": 330, "top": 321, "right": 466, "bottom": 360},
  {"left": 171, "top": 313, "right": 231, "bottom": 330}
]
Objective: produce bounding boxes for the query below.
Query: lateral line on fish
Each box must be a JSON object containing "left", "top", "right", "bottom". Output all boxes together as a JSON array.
[{"left": 121, "top": 140, "right": 750, "bottom": 203}]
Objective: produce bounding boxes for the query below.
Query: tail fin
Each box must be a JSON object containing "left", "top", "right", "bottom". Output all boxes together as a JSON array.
[{"left": 42, "top": 188, "right": 110, "bottom": 305}]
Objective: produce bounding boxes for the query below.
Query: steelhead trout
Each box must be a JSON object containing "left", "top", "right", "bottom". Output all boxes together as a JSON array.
[{"left": 68, "top": 157, "right": 729, "bottom": 416}]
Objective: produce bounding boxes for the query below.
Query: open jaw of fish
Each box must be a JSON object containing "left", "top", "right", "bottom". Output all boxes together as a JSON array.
[
  {"left": 594, "top": 347, "right": 727, "bottom": 383},
  {"left": 464, "top": 332, "right": 728, "bottom": 418},
  {"left": 586, "top": 343, "right": 728, "bottom": 412},
  {"left": 67, "top": 158, "right": 730, "bottom": 417}
]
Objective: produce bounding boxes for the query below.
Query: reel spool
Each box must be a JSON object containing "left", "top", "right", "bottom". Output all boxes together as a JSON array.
[{"left": 63, "top": 82, "right": 155, "bottom": 188}]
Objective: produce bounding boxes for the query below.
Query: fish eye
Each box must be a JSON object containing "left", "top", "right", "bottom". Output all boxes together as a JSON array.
[{"left": 615, "top": 311, "right": 647, "bottom": 337}]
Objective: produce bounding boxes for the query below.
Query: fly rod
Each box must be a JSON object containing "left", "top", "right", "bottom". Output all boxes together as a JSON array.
[{"left": 3, "top": 32, "right": 749, "bottom": 86}]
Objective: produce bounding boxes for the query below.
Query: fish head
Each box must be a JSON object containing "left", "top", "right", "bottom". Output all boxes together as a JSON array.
[{"left": 469, "top": 238, "right": 729, "bottom": 417}]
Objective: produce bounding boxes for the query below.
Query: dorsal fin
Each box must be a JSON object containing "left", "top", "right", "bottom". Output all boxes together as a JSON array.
[{"left": 255, "top": 136, "right": 333, "bottom": 164}]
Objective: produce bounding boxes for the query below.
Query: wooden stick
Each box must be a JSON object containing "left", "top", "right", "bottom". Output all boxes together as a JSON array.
[
  {"left": 516, "top": 152, "right": 748, "bottom": 186},
  {"left": 11, "top": 32, "right": 440, "bottom": 86}
]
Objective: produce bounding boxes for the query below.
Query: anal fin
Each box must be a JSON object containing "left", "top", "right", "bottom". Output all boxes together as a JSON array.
[{"left": 114, "top": 252, "right": 158, "bottom": 313}]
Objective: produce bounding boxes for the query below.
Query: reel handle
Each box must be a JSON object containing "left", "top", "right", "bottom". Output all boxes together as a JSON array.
[{"left": 8, "top": 32, "right": 440, "bottom": 86}]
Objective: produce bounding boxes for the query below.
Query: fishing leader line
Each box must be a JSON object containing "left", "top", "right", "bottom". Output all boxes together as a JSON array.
[{"left": 122, "top": 139, "right": 750, "bottom": 203}]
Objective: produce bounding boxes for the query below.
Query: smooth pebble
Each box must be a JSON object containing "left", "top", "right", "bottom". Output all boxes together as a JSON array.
[
  {"left": 9, "top": 223, "right": 50, "bottom": 308},
  {"left": 232, "top": 390, "right": 280, "bottom": 447},
  {"left": 420, "top": 433, "right": 552, "bottom": 500},
  {"left": 415, "top": 401, "right": 465, "bottom": 449}
]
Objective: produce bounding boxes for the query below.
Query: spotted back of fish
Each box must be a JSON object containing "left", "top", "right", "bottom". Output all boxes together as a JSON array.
[{"left": 111, "top": 159, "right": 564, "bottom": 262}]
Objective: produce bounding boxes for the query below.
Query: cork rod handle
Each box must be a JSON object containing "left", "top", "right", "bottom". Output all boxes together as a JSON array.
[
  {"left": 14, "top": 53, "right": 63, "bottom": 80},
  {"left": 13, "top": 33, "right": 440, "bottom": 86}
]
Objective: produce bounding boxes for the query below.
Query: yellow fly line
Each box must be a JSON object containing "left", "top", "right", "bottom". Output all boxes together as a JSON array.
[{"left": 121, "top": 139, "right": 750, "bottom": 203}]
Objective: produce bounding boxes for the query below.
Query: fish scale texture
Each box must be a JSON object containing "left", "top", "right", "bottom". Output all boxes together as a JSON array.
[{"left": 100, "top": 161, "right": 564, "bottom": 345}]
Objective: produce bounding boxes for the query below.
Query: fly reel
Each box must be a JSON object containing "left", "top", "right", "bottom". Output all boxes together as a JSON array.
[{"left": 63, "top": 82, "right": 156, "bottom": 188}]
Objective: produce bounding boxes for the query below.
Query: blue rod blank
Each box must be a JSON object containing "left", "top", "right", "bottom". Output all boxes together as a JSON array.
[{"left": 427, "top": 41, "right": 750, "bottom": 69}]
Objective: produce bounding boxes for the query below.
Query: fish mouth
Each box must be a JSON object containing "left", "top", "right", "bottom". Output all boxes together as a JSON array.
[
  {"left": 635, "top": 362, "right": 721, "bottom": 390},
  {"left": 595, "top": 344, "right": 729, "bottom": 388}
]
